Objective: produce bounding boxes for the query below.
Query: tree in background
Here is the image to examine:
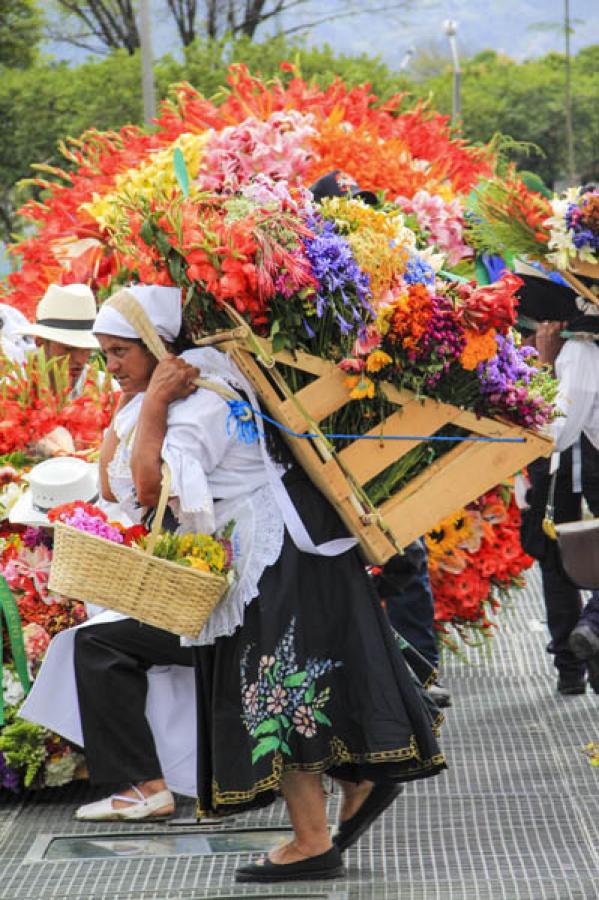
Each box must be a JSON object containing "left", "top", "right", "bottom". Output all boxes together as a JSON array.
[
  {"left": 0, "top": 0, "right": 45, "bottom": 68},
  {"left": 414, "top": 47, "right": 599, "bottom": 188},
  {"left": 48, "top": 1, "right": 420, "bottom": 51},
  {"left": 51, "top": 1, "right": 140, "bottom": 54}
]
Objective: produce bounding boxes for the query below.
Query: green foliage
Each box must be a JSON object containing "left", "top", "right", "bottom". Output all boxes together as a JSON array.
[
  {"left": 0, "top": 719, "right": 49, "bottom": 787},
  {"left": 0, "top": 0, "right": 44, "bottom": 69},
  {"left": 414, "top": 47, "right": 599, "bottom": 187}
]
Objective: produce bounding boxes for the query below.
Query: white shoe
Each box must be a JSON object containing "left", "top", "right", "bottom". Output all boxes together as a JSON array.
[{"left": 75, "top": 785, "right": 175, "bottom": 821}]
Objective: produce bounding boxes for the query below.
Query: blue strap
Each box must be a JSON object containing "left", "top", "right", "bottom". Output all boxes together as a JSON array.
[{"left": 225, "top": 400, "right": 526, "bottom": 445}]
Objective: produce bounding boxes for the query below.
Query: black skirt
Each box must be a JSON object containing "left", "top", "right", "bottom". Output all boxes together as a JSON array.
[{"left": 195, "top": 469, "right": 446, "bottom": 817}]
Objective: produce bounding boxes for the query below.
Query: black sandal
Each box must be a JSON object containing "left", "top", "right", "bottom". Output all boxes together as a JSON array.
[
  {"left": 235, "top": 846, "right": 345, "bottom": 882},
  {"left": 333, "top": 782, "right": 404, "bottom": 852}
]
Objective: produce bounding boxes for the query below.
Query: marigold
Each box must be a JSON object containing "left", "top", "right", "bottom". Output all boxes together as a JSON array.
[
  {"left": 344, "top": 374, "right": 375, "bottom": 400},
  {"left": 460, "top": 329, "right": 498, "bottom": 371},
  {"left": 366, "top": 350, "right": 393, "bottom": 373}
]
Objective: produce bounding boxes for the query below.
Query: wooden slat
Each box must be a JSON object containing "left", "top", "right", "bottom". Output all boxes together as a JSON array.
[
  {"left": 380, "top": 429, "right": 553, "bottom": 547},
  {"left": 226, "top": 340, "right": 554, "bottom": 564},
  {"left": 338, "top": 401, "right": 460, "bottom": 485},
  {"left": 279, "top": 368, "right": 352, "bottom": 426}
]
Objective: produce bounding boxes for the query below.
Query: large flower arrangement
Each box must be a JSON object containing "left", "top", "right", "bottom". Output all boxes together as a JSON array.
[
  {"left": 0, "top": 68, "right": 553, "bottom": 787},
  {"left": 0, "top": 354, "right": 119, "bottom": 456},
  {"left": 426, "top": 485, "right": 534, "bottom": 652},
  {"left": 1, "top": 65, "right": 492, "bottom": 319},
  {"left": 468, "top": 176, "right": 599, "bottom": 277}
]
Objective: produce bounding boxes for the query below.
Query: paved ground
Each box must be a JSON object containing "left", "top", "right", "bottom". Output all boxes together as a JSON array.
[{"left": 1, "top": 566, "right": 598, "bottom": 900}]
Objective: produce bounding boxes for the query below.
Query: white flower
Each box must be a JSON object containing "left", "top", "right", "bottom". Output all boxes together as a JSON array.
[
  {"left": 0, "top": 482, "right": 25, "bottom": 519},
  {"left": 2, "top": 667, "right": 25, "bottom": 707}
]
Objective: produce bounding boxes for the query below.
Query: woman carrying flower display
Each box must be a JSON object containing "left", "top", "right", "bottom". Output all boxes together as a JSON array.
[{"left": 21, "top": 283, "right": 445, "bottom": 884}]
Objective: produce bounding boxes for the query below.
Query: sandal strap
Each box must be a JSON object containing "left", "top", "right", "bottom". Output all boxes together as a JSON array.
[{"left": 110, "top": 789, "right": 146, "bottom": 806}]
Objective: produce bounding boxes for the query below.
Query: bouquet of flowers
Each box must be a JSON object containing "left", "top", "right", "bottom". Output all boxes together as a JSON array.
[
  {"left": 426, "top": 485, "right": 534, "bottom": 651},
  {"left": 0, "top": 524, "right": 87, "bottom": 791},
  {"left": 545, "top": 186, "right": 599, "bottom": 274},
  {"left": 468, "top": 177, "right": 599, "bottom": 282},
  {"left": 0, "top": 353, "right": 119, "bottom": 456}
]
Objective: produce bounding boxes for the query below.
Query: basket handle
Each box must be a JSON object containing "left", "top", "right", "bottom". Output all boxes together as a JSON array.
[
  {"left": 144, "top": 463, "right": 173, "bottom": 556},
  {"left": 105, "top": 288, "right": 239, "bottom": 402}
]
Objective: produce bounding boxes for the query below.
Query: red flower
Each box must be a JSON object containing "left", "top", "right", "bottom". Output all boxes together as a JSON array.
[{"left": 459, "top": 274, "right": 523, "bottom": 335}]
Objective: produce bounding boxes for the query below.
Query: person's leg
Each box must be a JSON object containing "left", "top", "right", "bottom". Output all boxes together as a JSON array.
[
  {"left": 268, "top": 772, "right": 332, "bottom": 863},
  {"left": 74, "top": 619, "right": 193, "bottom": 814},
  {"left": 378, "top": 542, "right": 438, "bottom": 667},
  {"left": 540, "top": 564, "right": 585, "bottom": 683},
  {"left": 525, "top": 451, "right": 586, "bottom": 687}
]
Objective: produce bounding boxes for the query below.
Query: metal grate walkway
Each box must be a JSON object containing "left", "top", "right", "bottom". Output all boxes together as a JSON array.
[{"left": 1, "top": 566, "right": 598, "bottom": 899}]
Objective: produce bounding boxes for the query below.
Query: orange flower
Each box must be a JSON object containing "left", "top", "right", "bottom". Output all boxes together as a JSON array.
[
  {"left": 344, "top": 374, "right": 375, "bottom": 400},
  {"left": 460, "top": 329, "right": 498, "bottom": 370},
  {"left": 366, "top": 350, "right": 393, "bottom": 373}
]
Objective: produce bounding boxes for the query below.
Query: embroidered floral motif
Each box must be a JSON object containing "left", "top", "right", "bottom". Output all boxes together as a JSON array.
[{"left": 240, "top": 618, "right": 341, "bottom": 765}]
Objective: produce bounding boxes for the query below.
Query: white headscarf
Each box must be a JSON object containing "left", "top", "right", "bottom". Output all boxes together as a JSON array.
[{"left": 93, "top": 285, "right": 182, "bottom": 343}]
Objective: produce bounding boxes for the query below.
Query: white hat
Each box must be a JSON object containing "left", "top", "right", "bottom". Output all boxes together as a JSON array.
[
  {"left": 9, "top": 457, "right": 99, "bottom": 526},
  {"left": 94, "top": 285, "right": 182, "bottom": 344},
  {"left": 20, "top": 284, "right": 99, "bottom": 349}
]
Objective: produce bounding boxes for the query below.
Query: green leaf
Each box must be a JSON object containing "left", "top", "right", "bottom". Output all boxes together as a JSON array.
[
  {"left": 314, "top": 709, "right": 332, "bottom": 727},
  {"left": 270, "top": 319, "right": 280, "bottom": 338},
  {"left": 139, "top": 219, "right": 154, "bottom": 246},
  {"left": 173, "top": 146, "right": 190, "bottom": 198},
  {"left": 281, "top": 741, "right": 292, "bottom": 756},
  {"left": 304, "top": 682, "right": 316, "bottom": 704},
  {"left": 155, "top": 230, "right": 172, "bottom": 257},
  {"left": 251, "top": 735, "right": 281, "bottom": 764},
  {"left": 252, "top": 718, "right": 280, "bottom": 737},
  {"left": 272, "top": 332, "right": 288, "bottom": 353},
  {"left": 283, "top": 671, "right": 307, "bottom": 688},
  {"left": 280, "top": 713, "right": 290, "bottom": 729}
]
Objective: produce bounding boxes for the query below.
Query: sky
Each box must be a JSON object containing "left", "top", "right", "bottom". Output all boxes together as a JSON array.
[
  {"left": 281, "top": 0, "right": 598, "bottom": 67},
  {"left": 47, "top": 0, "right": 599, "bottom": 69}
]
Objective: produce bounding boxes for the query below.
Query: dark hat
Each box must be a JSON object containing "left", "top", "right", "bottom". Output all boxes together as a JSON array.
[
  {"left": 309, "top": 170, "right": 378, "bottom": 206},
  {"left": 515, "top": 270, "right": 599, "bottom": 337}
]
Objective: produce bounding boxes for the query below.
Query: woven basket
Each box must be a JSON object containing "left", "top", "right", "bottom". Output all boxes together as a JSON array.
[{"left": 49, "top": 467, "right": 229, "bottom": 639}]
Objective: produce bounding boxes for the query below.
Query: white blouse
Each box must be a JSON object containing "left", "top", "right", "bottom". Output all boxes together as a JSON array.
[
  {"left": 107, "top": 347, "right": 285, "bottom": 645},
  {"left": 552, "top": 339, "right": 599, "bottom": 452}
]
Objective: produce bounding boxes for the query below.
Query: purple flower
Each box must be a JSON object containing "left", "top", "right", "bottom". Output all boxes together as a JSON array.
[
  {"left": 64, "top": 509, "right": 124, "bottom": 543},
  {"left": 0, "top": 751, "right": 21, "bottom": 793},
  {"left": 477, "top": 333, "right": 554, "bottom": 428},
  {"left": 302, "top": 215, "right": 372, "bottom": 341},
  {"left": 404, "top": 254, "right": 436, "bottom": 287},
  {"left": 22, "top": 527, "right": 52, "bottom": 549}
]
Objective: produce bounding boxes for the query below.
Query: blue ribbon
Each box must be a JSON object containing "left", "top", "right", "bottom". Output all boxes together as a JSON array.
[
  {"left": 226, "top": 400, "right": 526, "bottom": 445},
  {"left": 226, "top": 400, "right": 260, "bottom": 444}
]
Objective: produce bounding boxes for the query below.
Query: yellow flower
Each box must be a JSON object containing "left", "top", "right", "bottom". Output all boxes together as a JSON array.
[
  {"left": 460, "top": 329, "right": 498, "bottom": 371},
  {"left": 344, "top": 374, "right": 375, "bottom": 400},
  {"left": 185, "top": 556, "right": 211, "bottom": 573},
  {"left": 82, "top": 131, "right": 210, "bottom": 232},
  {"left": 320, "top": 197, "right": 413, "bottom": 300},
  {"left": 425, "top": 509, "right": 469, "bottom": 559},
  {"left": 366, "top": 350, "right": 393, "bottom": 373}
]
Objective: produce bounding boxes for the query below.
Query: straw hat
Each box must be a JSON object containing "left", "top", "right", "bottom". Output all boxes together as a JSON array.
[
  {"left": 9, "top": 457, "right": 99, "bottom": 526},
  {"left": 20, "top": 284, "right": 99, "bottom": 349}
]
